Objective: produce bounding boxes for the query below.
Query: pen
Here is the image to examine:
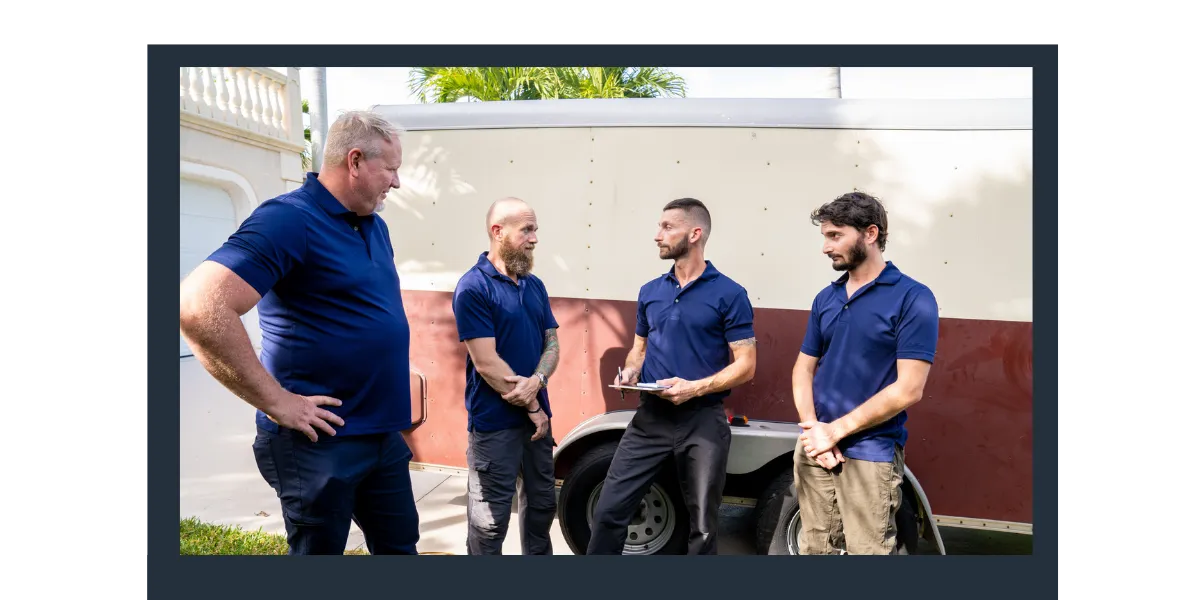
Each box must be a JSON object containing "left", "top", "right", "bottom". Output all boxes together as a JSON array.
[{"left": 617, "top": 366, "right": 624, "bottom": 400}]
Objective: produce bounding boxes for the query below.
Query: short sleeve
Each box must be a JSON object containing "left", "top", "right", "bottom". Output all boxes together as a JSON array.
[
  {"left": 896, "top": 286, "right": 939, "bottom": 363},
  {"left": 635, "top": 288, "right": 650, "bottom": 338},
  {"left": 205, "top": 199, "right": 307, "bottom": 297},
  {"left": 452, "top": 277, "right": 496, "bottom": 342},
  {"left": 536, "top": 278, "right": 559, "bottom": 331},
  {"left": 799, "top": 295, "right": 824, "bottom": 358},
  {"left": 722, "top": 288, "right": 756, "bottom": 344}
]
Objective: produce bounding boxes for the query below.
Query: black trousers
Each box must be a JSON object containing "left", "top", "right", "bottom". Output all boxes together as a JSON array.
[
  {"left": 586, "top": 394, "right": 732, "bottom": 555},
  {"left": 252, "top": 426, "right": 420, "bottom": 555}
]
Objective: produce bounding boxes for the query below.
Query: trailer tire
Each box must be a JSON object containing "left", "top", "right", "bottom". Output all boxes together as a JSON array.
[
  {"left": 557, "top": 440, "right": 689, "bottom": 555},
  {"left": 753, "top": 469, "right": 795, "bottom": 555},
  {"left": 755, "top": 469, "right": 920, "bottom": 555}
]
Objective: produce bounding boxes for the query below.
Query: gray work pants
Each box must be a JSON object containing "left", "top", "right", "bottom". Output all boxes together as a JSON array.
[{"left": 466, "top": 420, "right": 557, "bottom": 555}]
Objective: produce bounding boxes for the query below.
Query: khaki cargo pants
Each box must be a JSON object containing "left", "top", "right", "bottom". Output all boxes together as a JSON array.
[{"left": 792, "top": 438, "right": 905, "bottom": 555}]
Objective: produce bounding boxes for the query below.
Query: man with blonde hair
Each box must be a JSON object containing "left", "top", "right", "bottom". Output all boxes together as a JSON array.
[
  {"left": 452, "top": 197, "right": 560, "bottom": 554},
  {"left": 179, "top": 110, "right": 420, "bottom": 554}
]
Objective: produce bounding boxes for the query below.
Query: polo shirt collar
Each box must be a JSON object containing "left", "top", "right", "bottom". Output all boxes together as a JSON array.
[
  {"left": 303, "top": 172, "right": 356, "bottom": 218},
  {"left": 665, "top": 260, "right": 720, "bottom": 284},
  {"left": 475, "top": 251, "right": 523, "bottom": 283},
  {"left": 832, "top": 260, "right": 902, "bottom": 287}
]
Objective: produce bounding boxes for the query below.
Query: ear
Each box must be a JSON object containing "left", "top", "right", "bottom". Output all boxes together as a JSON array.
[
  {"left": 691, "top": 227, "right": 703, "bottom": 244},
  {"left": 347, "top": 148, "right": 364, "bottom": 175},
  {"left": 491, "top": 223, "right": 504, "bottom": 241},
  {"left": 864, "top": 224, "right": 879, "bottom": 245}
]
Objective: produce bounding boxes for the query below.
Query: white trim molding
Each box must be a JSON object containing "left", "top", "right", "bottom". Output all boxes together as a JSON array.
[{"left": 179, "top": 160, "right": 260, "bottom": 224}]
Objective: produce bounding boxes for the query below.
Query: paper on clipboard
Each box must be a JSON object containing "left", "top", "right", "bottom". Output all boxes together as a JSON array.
[{"left": 609, "top": 383, "right": 671, "bottom": 392}]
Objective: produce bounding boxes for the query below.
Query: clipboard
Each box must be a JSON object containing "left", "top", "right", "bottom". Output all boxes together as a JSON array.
[{"left": 608, "top": 383, "right": 671, "bottom": 392}]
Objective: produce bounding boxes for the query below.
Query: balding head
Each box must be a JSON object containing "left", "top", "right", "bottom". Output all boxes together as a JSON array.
[
  {"left": 486, "top": 197, "right": 539, "bottom": 278},
  {"left": 486, "top": 197, "right": 535, "bottom": 234}
]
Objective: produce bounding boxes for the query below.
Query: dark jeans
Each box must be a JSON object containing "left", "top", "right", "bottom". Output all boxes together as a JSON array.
[
  {"left": 252, "top": 426, "right": 420, "bottom": 555},
  {"left": 586, "top": 395, "right": 732, "bottom": 555},
  {"left": 465, "top": 420, "right": 557, "bottom": 555}
]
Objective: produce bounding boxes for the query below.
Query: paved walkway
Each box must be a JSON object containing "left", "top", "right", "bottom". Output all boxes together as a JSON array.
[{"left": 179, "top": 357, "right": 756, "bottom": 555}]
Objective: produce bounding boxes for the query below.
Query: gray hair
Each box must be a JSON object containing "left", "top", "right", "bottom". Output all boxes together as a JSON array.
[{"left": 321, "top": 110, "right": 404, "bottom": 169}]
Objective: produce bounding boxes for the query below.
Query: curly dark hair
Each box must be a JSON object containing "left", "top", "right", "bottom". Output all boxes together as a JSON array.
[{"left": 810, "top": 192, "right": 889, "bottom": 251}]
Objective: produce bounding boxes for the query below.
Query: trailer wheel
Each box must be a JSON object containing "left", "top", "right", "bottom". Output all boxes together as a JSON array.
[
  {"left": 754, "top": 469, "right": 919, "bottom": 555},
  {"left": 557, "top": 440, "right": 688, "bottom": 555}
]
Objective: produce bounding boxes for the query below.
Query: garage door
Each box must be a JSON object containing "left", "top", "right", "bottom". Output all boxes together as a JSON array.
[{"left": 179, "top": 178, "right": 261, "bottom": 356}]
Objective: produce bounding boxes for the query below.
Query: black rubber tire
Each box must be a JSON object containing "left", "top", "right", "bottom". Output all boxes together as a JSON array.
[
  {"left": 556, "top": 440, "right": 689, "bottom": 555},
  {"left": 754, "top": 469, "right": 919, "bottom": 555},
  {"left": 753, "top": 469, "right": 795, "bottom": 555}
]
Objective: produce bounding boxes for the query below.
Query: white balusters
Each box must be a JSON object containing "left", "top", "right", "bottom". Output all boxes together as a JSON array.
[
  {"left": 248, "top": 71, "right": 262, "bottom": 133},
  {"left": 259, "top": 75, "right": 276, "bottom": 137},
  {"left": 269, "top": 80, "right": 283, "bottom": 137},
  {"left": 237, "top": 69, "right": 252, "bottom": 122},
  {"left": 188, "top": 67, "right": 202, "bottom": 109},
  {"left": 225, "top": 68, "right": 242, "bottom": 127},
  {"left": 180, "top": 67, "right": 300, "bottom": 145},
  {"left": 200, "top": 67, "right": 215, "bottom": 118},
  {"left": 214, "top": 67, "right": 229, "bottom": 119}
]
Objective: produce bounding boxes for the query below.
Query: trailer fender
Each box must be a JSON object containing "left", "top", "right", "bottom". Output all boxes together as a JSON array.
[
  {"left": 901, "top": 463, "right": 946, "bottom": 555},
  {"left": 553, "top": 411, "right": 945, "bottom": 554}
]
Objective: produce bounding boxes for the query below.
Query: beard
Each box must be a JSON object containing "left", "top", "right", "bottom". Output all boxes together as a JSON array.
[
  {"left": 500, "top": 238, "right": 534, "bottom": 277},
  {"left": 658, "top": 236, "right": 689, "bottom": 260},
  {"left": 831, "top": 237, "right": 868, "bottom": 271}
]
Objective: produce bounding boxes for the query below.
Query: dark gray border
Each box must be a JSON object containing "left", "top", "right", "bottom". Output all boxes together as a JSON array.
[
  {"left": 152, "top": 45, "right": 1055, "bottom": 600},
  {"left": 371, "top": 97, "right": 1032, "bottom": 131}
]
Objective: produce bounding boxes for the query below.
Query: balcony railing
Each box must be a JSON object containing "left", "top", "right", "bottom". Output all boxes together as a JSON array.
[{"left": 179, "top": 67, "right": 303, "bottom": 151}]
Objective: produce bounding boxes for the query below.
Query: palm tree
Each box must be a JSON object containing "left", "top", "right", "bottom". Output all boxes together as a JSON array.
[
  {"left": 408, "top": 67, "right": 687, "bottom": 103},
  {"left": 301, "top": 99, "right": 312, "bottom": 170}
]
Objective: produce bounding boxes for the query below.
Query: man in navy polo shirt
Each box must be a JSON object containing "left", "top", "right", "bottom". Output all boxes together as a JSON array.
[
  {"left": 179, "top": 111, "right": 421, "bottom": 555},
  {"left": 452, "top": 197, "right": 560, "bottom": 555},
  {"left": 587, "top": 198, "right": 757, "bottom": 555},
  {"left": 792, "top": 191, "right": 939, "bottom": 555}
]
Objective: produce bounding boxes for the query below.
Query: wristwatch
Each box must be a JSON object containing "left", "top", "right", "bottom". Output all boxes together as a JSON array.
[{"left": 535, "top": 372, "right": 548, "bottom": 388}]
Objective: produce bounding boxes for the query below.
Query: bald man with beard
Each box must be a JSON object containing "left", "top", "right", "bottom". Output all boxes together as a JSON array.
[{"left": 452, "top": 197, "right": 562, "bottom": 555}]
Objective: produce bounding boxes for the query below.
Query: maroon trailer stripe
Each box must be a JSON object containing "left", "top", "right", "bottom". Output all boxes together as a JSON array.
[{"left": 399, "top": 290, "right": 1032, "bottom": 524}]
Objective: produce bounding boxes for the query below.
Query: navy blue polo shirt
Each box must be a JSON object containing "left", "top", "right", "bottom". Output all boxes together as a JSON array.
[
  {"left": 453, "top": 252, "right": 559, "bottom": 432},
  {"left": 206, "top": 173, "right": 412, "bottom": 437},
  {"left": 800, "top": 261, "right": 939, "bottom": 462},
  {"left": 637, "top": 261, "right": 755, "bottom": 410}
]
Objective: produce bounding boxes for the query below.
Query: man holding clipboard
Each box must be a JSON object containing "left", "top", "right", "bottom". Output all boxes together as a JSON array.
[{"left": 587, "top": 198, "right": 757, "bottom": 555}]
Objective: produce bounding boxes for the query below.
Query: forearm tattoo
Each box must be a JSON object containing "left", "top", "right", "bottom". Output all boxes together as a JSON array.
[{"left": 536, "top": 329, "right": 560, "bottom": 377}]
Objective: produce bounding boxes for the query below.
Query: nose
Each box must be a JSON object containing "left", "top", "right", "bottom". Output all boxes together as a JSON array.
[
  {"left": 654, "top": 230, "right": 663, "bottom": 243},
  {"left": 390, "top": 172, "right": 401, "bottom": 189},
  {"left": 528, "top": 232, "right": 538, "bottom": 244}
]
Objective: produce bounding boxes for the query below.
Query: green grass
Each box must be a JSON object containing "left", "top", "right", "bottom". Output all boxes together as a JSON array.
[{"left": 180, "top": 517, "right": 369, "bottom": 555}]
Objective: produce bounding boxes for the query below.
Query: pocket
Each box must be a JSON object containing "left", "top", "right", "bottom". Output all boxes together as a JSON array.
[
  {"left": 714, "top": 408, "right": 732, "bottom": 443},
  {"left": 251, "top": 431, "right": 280, "bottom": 493}
]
